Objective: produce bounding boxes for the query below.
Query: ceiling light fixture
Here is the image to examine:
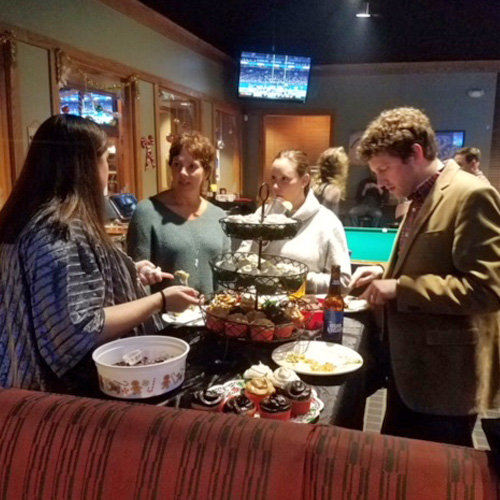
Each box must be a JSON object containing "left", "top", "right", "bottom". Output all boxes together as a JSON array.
[
  {"left": 467, "top": 88, "right": 485, "bottom": 99},
  {"left": 356, "top": 2, "right": 371, "bottom": 18}
]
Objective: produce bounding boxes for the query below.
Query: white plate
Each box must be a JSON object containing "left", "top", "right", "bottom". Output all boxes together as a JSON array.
[
  {"left": 272, "top": 341, "right": 363, "bottom": 376},
  {"left": 344, "top": 295, "right": 369, "bottom": 313},
  {"left": 162, "top": 306, "right": 204, "bottom": 326},
  {"left": 210, "top": 379, "right": 324, "bottom": 424}
]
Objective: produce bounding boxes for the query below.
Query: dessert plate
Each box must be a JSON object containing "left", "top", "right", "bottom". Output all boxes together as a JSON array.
[
  {"left": 344, "top": 295, "right": 369, "bottom": 313},
  {"left": 272, "top": 341, "right": 363, "bottom": 376},
  {"left": 162, "top": 306, "right": 204, "bottom": 326},
  {"left": 211, "top": 379, "right": 324, "bottom": 424}
]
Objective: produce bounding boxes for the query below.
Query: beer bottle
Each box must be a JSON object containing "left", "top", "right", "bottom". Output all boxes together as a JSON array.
[{"left": 322, "top": 265, "right": 344, "bottom": 343}]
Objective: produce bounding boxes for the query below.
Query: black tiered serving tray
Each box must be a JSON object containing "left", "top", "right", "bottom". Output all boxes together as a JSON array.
[
  {"left": 210, "top": 252, "right": 308, "bottom": 294},
  {"left": 219, "top": 217, "right": 302, "bottom": 241}
]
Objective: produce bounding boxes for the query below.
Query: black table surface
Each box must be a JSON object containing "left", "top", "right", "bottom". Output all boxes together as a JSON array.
[{"left": 149, "top": 316, "right": 373, "bottom": 428}]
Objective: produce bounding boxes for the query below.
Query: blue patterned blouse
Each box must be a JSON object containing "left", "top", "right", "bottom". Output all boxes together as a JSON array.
[{"left": 0, "top": 215, "right": 161, "bottom": 393}]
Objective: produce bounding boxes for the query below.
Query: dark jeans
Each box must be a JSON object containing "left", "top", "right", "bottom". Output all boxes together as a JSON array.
[
  {"left": 381, "top": 379, "right": 477, "bottom": 447},
  {"left": 348, "top": 204, "right": 382, "bottom": 227}
]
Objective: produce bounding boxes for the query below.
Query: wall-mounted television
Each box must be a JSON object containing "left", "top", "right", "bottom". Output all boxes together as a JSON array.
[
  {"left": 59, "top": 88, "right": 118, "bottom": 127},
  {"left": 238, "top": 52, "right": 311, "bottom": 103},
  {"left": 435, "top": 130, "right": 465, "bottom": 160}
]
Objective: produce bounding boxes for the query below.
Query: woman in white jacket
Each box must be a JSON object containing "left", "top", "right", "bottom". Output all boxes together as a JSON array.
[{"left": 239, "top": 150, "right": 351, "bottom": 293}]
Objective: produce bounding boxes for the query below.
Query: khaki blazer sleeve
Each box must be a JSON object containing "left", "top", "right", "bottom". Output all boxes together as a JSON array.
[{"left": 396, "top": 185, "right": 500, "bottom": 315}]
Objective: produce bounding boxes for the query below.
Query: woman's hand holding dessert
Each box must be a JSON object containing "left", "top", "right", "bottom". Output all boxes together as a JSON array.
[{"left": 135, "top": 260, "right": 173, "bottom": 286}]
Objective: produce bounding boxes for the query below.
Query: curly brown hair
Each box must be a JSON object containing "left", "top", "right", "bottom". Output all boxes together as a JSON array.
[
  {"left": 357, "top": 107, "right": 438, "bottom": 163},
  {"left": 168, "top": 131, "right": 216, "bottom": 176},
  {"left": 314, "top": 146, "right": 349, "bottom": 198}
]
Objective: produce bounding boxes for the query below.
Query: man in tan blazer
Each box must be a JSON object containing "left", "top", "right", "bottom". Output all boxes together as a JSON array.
[{"left": 350, "top": 107, "right": 500, "bottom": 446}]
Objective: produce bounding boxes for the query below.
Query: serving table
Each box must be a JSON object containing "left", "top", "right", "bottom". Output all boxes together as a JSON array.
[{"left": 155, "top": 315, "right": 376, "bottom": 429}]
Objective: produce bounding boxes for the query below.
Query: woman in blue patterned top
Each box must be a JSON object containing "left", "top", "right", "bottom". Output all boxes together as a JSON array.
[{"left": 0, "top": 114, "right": 200, "bottom": 395}]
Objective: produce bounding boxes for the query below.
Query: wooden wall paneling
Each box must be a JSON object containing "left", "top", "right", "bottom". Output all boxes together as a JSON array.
[
  {"left": 0, "top": 45, "right": 12, "bottom": 206},
  {"left": 262, "top": 114, "right": 332, "bottom": 185},
  {"left": 1, "top": 33, "right": 23, "bottom": 181},
  {"left": 153, "top": 82, "right": 162, "bottom": 192},
  {"left": 126, "top": 82, "right": 142, "bottom": 199},
  {"left": 48, "top": 49, "right": 60, "bottom": 115}
]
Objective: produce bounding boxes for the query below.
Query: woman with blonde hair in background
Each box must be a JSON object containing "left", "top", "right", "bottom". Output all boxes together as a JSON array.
[{"left": 313, "top": 146, "right": 349, "bottom": 215}]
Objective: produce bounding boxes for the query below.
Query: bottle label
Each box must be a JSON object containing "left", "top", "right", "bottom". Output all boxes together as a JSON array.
[{"left": 323, "top": 310, "right": 343, "bottom": 343}]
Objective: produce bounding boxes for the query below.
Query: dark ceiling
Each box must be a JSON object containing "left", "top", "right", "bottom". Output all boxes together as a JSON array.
[{"left": 139, "top": 0, "right": 500, "bottom": 65}]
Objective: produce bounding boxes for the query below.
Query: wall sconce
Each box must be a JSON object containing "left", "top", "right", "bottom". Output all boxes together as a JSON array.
[
  {"left": 467, "top": 88, "right": 485, "bottom": 98},
  {"left": 356, "top": 2, "right": 372, "bottom": 18}
]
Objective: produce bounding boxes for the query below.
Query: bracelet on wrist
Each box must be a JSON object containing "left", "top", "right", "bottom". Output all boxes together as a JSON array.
[{"left": 160, "top": 290, "right": 167, "bottom": 314}]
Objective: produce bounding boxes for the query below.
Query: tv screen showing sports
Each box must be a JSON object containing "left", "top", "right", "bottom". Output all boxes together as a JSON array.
[
  {"left": 59, "top": 89, "right": 118, "bottom": 127},
  {"left": 238, "top": 52, "right": 311, "bottom": 103},
  {"left": 435, "top": 130, "right": 465, "bottom": 160}
]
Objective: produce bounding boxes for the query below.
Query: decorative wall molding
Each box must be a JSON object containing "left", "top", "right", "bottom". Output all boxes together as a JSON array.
[{"left": 0, "top": 30, "right": 17, "bottom": 67}]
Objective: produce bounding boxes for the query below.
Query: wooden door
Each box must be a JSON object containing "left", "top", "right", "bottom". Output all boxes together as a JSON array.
[{"left": 263, "top": 114, "right": 332, "bottom": 184}]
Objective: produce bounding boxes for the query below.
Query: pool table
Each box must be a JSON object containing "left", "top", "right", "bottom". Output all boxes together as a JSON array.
[{"left": 344, "top": 226, "right": 398, "bottom": 265}]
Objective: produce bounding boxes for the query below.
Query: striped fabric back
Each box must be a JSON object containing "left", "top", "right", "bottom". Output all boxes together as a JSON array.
[
  {"left": 0, "top": 389, "right": 311, "bottom": 500},
  {"left": 0, "top": 389, "right": 498, "bottom": 500},
  {"left": 0, "top": 217, "right": 160, "bottom": 393}
]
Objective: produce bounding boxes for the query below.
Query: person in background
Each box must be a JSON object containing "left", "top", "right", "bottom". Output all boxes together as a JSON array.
[
  {"left": 0, "top": 115, "right": 199, "bottom": 395},
  {"left": 313, "top": 146, "right": 349, "bottom": 216},
  {"left": 454, "top": 146, "right": 490, "bottom": 184},
  {"left": 127, "top": 132, "right": 230, "bottom": 296},
  {"left": 239, "top": 150, "right": 351, "bottom": 293},
  {"left": 349, "top": 107, "right": 500, "bottom": 447},
  {"left": 348, "top": 169, "right": 388, "bottom": 227}
]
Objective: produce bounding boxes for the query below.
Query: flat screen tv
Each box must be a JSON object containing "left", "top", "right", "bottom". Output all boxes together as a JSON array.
[
  {"left": 59, "top": 88, "right": 118, "bottom": 127},
  {"left": 435, "top": 130, "right": 465, "bottom": 160},
  {"left": 238, "top": 52, "right": 311, "bottom": 103}
]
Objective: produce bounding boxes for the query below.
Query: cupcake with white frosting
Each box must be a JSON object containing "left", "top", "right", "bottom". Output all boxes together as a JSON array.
[
  {"left": 269, "top": 367, "right": 300, "bottom": 389},
  {"left": 243, "top": 362, "right": 273, "bottom": 380}
]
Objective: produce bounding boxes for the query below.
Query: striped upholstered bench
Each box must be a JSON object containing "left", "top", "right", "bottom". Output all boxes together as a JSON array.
[{"left": 0, "top": 389, "right": 498, "bottom": 500}]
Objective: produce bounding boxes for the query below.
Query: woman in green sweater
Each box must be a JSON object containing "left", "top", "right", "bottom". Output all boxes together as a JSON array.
[{"left": 127, "top": 132, "right": 230, "bottom": 295}]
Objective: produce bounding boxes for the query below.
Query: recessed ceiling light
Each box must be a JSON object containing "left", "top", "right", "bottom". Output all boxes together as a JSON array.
[
  {"left": 356, "top": 2, "right": 371, "bottom": 18},
  {"left": 467, "top": 89, "right": 485, "bottom": 98}
]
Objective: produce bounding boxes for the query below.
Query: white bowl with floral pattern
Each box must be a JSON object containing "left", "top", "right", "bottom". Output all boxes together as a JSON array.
[{"left": 92, "top": 336, "right": 189, "bottom": 399}]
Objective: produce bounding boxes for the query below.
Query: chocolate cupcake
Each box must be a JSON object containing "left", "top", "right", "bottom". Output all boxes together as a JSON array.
[
  {"left": 191, "top": 389, "right": 224, "bottom": 412},
  {"left": 222, "top": 391, "right": 257, "bottom": 417},
  {"left": 259, "top": 394, "right": 291, "bottom": 421},
  {"left": 283, "top": 380, "right": 312, "bottom": 416}
]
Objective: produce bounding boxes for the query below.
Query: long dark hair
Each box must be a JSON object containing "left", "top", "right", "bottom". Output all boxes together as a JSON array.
[{"left": 0, "top": 114, "right": 110, "bottom": 244}]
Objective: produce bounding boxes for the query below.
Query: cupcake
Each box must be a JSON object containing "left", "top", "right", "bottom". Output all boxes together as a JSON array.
[
  {"left": 246, "top": 310, "right": 266, "bottom": 324},
  {"left": 206, "top": 306, "right": 229, "bottom": 333},
  {"left": 239, "top": 294, "right": 256, "bottom": 312},
  {"left": 259, "top": 394, "right": 292, "bottom": 421},
  {"left": 250, "top": 318, "right": 275, "bottom": 342},
  {"left": 222, "top": 391, "right": 256, "bottom": 417},
  {"left": 191, "top": 389, "right": 224, "bottom": 412},
  {"left": 225, "top": 313, "right": 248, "bottom": 337},
  {"left": 282, "top": 380, "right": 312, "bottom": 416},
  {"left": 269, "top": 367, "right": 300, "bottom": 389},
  {"left": 274, "top": 322, "right": 294, "bottom": 339},
  {"left": 244, "top": 377, "right": 275, "bottom": 407},
  {"left": 243, "top": 362, "right": 273, "bottom": 380}
]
